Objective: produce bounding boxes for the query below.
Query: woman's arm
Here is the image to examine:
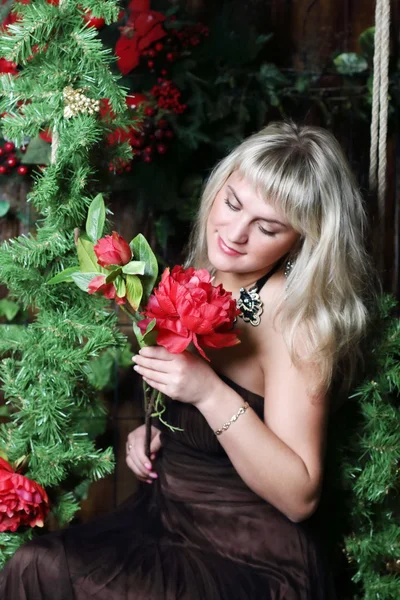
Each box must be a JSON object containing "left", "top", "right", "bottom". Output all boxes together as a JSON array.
[{"left": 196, "top": 325, "right": 329, "bottom": 523}]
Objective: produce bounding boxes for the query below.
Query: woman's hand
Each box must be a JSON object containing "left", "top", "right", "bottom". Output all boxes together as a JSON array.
[
  {"left": 132, "top": 346, "right": 221, "bottom": 406},
  {"left": 126, "top": 424, "right": 161, "bottom": 484}
]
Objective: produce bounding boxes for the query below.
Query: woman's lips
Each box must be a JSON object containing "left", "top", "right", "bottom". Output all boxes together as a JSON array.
[{"left": 217, "top": 236, "right": 244, "bottom": 257}]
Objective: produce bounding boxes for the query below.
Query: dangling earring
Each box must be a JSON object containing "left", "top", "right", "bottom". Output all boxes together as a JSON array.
[{"left": 284, "top": 257, "right": 295, "bottom": 279}]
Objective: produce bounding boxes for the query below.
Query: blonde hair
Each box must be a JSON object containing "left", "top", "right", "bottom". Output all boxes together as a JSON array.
[{"left": 186, "top": 120, "right": 376, "bottom": 395}]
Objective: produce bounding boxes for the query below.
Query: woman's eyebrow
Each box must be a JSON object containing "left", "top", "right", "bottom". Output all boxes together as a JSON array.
[{"left": 227, "top": 185, "right": 288, "bottom": 228}]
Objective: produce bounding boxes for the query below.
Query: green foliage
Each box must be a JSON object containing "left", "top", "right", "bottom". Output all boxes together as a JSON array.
[
  {"left": 0, "top": 298, "right": 20, "bottom": 321},
  {"left": 0, "top": 200, "right": 10, "bottom": 217},
  {"left": 86, "top": 193, "right": 106, "bottom": 243},
  {"left": 323, "top": 295, "right": 400, "bottom": 599},
  {"left": 334, "top": 53, "right": 368, "bottom": 75},
  {"left": 0, "top": 0, "right": 130, "bottom": 564}
]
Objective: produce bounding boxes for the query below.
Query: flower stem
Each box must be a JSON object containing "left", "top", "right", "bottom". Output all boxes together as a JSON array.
[{"left": 144, "top": 386, "right": 157, "bottom": 458}]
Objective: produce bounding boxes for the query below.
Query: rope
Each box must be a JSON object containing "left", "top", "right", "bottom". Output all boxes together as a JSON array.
[{"left": 369, "top": 0, "right": 391, "bottom": 268}]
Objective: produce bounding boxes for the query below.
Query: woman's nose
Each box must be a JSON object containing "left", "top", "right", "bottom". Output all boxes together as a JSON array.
[{"left": 226, "top": 221, "right": 248, "bottom": 245}]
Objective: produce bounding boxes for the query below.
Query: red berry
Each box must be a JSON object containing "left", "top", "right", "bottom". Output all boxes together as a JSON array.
[
  {"left": 19, "top": 145, "right": 27, "bottom": 153},
  {"left": 0, "top": 148, "right": 4, "bottom": 157},
  {"left": 156, "top": 143, "right": 167, "bottom": 154},
  {"left": 161, "top": 69, "right": 168, "bottom": 76},
  {"left": 155, "top": 43, "right": 164, "bottom": 52},
  {"left": 157, "top": 119, "right": 168, "bottom": 129},
  {"left": 147, "top": 60, "right": 154, "bottom": 69},
  {"left": 6, "top": 156, "right": 17, "bottom": 168},
  {"left": 143, "top": 155, "right": 152, "bottom": 163},
  {"left": 4, "top": 141, "right": 15, "bottom": 153},
  {"left": 165, "top": 129, "right": 174, "bottom": 140},
  {"left": 148, "top": 49, "right": 156, "bottom": 58},
  {"left": 143, "top": 145, "right": 153, "bottom": 155},
  {"left": 108, "top": 165, "right": 115, "bottom": 172},
  {"left": 83, "top": 13, "right": 106, "bottom": 30},
  {"left": 125, "top": 165, "right": 132, "bottom": 172},
  {"left": 17, "top": 165, "right": 28, "bottom": 175},
  {"left": 116, "top": 169, "right": 123, "bottom": 175},
  {"left": 144, "top": 106, "right": 155, "bottom": 117},
  {"left": 131, "top": 137, "right": 143, "bottom": 148},
  {"left": 154, "top": 129, "right": 164, "bottom": 139},
  {"left": 166, "top": 52, "right": 175, "bottom": 62},
  {"left": 0, "top": 165, "right": 8, "bottom": 175}
]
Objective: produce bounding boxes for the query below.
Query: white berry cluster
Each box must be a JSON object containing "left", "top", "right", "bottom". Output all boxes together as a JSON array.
[{"left": 63, "top": 85, "right": 100, "bottom": 119}]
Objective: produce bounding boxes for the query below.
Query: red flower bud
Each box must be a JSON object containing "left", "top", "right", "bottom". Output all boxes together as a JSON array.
[{"left": 94, "top": 232, "right": 132, "bottom": 268}]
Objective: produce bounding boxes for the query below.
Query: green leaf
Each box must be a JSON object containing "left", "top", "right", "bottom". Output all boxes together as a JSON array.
[
  {"left": 359, "top": 27, "right": 375, "bottom": 60},
  {"left": 0, "top": 200, "right": 10, "bottom": 217},
  {"left": 257, "top": 63, "right": 290, "bottom": 89},
  {"left": 333, "top": 53, "right": 368, "bottom": 75},
  {"left": 115, "top": 276, "right": 126, "bottom": 298},
  {"left": 77, "top": 236, "right": 102, "bottom": 273},
  {"left": 86, "top": 194, "right": 106, "bottom": 243},
  {"left": 132, "top": 318, "right": 158, "bottom": 349},
  {"left": 21, "top": 134, "right": 51, "bottom": 165},
  {"left": 295, "top": 75, "right": 311, "bottom": 93},
  {"left": 125, "top": 275, "right": 143, "bottom": 310},
  {"left": 46, "top": 266, "right": 80, "bottom": 285},
  {"left": 105, "top": 267, "right": 122, "bottom": 284},
  {"left": 0, "top": 298, "right": 19, "bottom": 321},
  {"left": 142, "top": 318, "right": 158, "bottom": 346},
  {"left": 255, "top": 33, "right": 273, "bottom": 45},
  {"left": 121, "top": 261, "right": 146, "bottom": 275},
  {"left": 71, "top": 272, "right": 99, "bottom": 292},
  {"left": 129, "top": 234, "right": 158, "bottom": 305}
]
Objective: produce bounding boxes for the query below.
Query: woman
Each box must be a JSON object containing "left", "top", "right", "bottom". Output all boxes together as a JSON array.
[{"left": 0, "top": 121, "right": 373, "bottom": 599}]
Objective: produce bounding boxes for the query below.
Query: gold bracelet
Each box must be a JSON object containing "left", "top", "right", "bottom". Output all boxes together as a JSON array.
[{"left": 214, "top": 402, "right": 249, "bottom": 436}]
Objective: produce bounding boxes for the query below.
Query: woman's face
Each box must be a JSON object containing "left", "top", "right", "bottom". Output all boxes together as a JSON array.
[{"left": 206, "top": 171, "right": 300, "bottom": 282}]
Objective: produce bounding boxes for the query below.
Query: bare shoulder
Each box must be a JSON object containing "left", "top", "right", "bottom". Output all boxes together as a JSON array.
[{"left": 256, "top": 271, "right": 329, "bottom": 498}]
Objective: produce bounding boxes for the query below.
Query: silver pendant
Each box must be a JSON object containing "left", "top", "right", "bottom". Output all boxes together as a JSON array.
[{"left": 236, "top": 286, "right": 263, "bottom": 327}]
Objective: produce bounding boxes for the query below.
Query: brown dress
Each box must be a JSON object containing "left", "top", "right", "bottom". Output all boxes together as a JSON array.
[{"left": 0, "top": 374, "right": 336, "bottom": 599}]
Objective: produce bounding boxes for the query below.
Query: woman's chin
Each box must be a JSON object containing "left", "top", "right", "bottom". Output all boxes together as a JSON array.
[{"left": 208, "top": 249, "right": 240, "bottom": 272}]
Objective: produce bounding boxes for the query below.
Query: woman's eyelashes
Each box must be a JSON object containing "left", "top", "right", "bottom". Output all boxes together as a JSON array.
[
  {"left": 258, "top": 226, "right": 276, "bottom": 237},
  {"left": 224, "top": 198, "right": 239, "bottom": 212},
  {"left": 224, "top": 198, "right": 276, "bottom": 237}
]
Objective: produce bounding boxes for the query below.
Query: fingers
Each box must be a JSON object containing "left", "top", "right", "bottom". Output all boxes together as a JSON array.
[
  {"left": 137, "top": 346, "right": 174, "bottom": 360},
  {"left": 132, "top": 353, "right": 170, "bottom": 374},
  {"left": 125, "top": 427, "right": 159, "bottom": 484},
  {"left": 150, "top": 430, "right": 162, "bottom": 454},
  {"left": 133, "top": 363, "right": 169, "bottom": 385}
]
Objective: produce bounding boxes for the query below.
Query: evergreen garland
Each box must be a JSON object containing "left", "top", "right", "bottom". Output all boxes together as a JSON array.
[
  {"left": 0, "top": 0, "right": 133, "bottom": 565},
  {"left": 322, "top": 295, "right": 400, "bottom": 599}
]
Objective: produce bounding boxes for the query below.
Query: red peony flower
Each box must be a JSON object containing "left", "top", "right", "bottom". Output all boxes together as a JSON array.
[
  {"left": 94, "top": 231, "right": 132, "bottom": 268},
  {"left": 88, "top": 275, "right": 126, "bottom": 305},
  {"left": 0, "top": 457, "right": 50, "bottom": 533},
  {"left": 115, "top": 0, "right": 167, "bottom": 75},
  {"left": 139, "top": 266, "right": 240, "bottom": 360}
]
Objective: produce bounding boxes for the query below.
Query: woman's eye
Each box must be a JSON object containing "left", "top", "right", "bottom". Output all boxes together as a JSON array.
[
  {"left": 258, "top": 226, "right": 276, "bottom": 237},
  {"left": 224, "top": 198, "right": 240, "bottom": 211}
]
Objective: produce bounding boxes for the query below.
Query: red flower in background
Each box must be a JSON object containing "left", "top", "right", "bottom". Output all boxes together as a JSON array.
[
  {"left": 139, "top": 266, "right": 240, "bottom": 360},
  {"left": 94, "top": 231, "right": 132, "bottom": 267},
  {"left": 0, "top": 458, "right": 50, "bottom": 533},
  {"left": 88, "top": 275, "right": 126, "bottom": 305},
  {"left": 115, "top": 0, "right": 167, "bottom": 75}
]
